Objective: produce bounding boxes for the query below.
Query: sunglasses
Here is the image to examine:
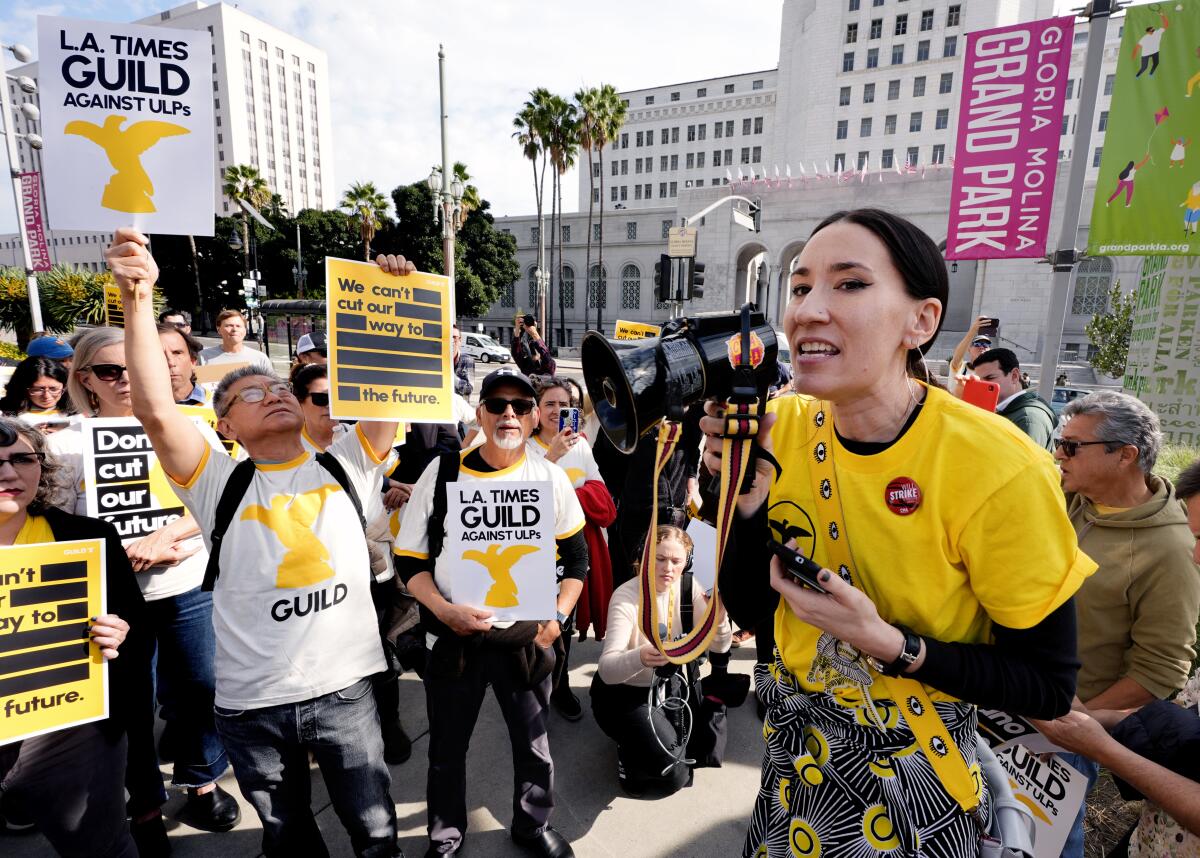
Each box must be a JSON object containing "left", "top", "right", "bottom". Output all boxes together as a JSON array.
[
  {"left": 1053, "top": 437, "right": 1115, "bottom": 457},
  {"left": 307, "top": 391, "right": 330, "bottom": 407},
  {"left": 227, "top": 382, "right": 293, "bottom": 408},
  {"left": 85, "top": 363, "right": 128, "bottom": 382},
  {"left": 0, "top": 452, "right": 46, "bottom": 470},
  {"left": 481, "top": 397, "right": 535, "bottom": 416}
]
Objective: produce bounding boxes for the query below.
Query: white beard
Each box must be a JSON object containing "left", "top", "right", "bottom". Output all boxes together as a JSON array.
[{"left": 489, "top": 429, "right": 525, "bottom": 450}]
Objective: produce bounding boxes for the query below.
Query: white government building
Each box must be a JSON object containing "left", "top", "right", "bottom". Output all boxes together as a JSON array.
[
  {"left": 1, "top": 0, "right": 333, "bottom": 272},
  {"left": 474, "top": 0, "right": 1136, "bottom": 371}
]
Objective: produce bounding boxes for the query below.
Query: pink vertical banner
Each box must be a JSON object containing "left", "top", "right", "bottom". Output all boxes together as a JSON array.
[
  {"left": 19, "top": 172, "right": 52, "bottom": 272},
  {"left": 946, "top": 17, "right": 1073, "bottom": 260}
]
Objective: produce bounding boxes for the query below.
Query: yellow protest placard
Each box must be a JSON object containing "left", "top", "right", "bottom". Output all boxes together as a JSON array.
[
  {"left": 614, "top": 319, "right": 661, "bottom": 341},
  {"left": 325, "top": 257, "right": 453, "bottom": 423},
  {"left": 103, "top": 284, "right": 124, "bottom": 328},
  {"left": 177, "top": 402, "right": 242, "bottom": 459},
  {"left": 1, "top": 539, "right": 107, "bottom": 745}
]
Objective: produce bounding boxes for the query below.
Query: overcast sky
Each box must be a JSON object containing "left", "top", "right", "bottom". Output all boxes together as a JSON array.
[{"left": 0, "top": 0, "right": 1091, "bottom": 235}]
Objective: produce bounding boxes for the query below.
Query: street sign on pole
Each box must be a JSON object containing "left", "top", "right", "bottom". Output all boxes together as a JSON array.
[
  {"left": 731, "top": 207, "right": 755, "bottom": 231},
  {"left": 667, "top": 226, "right": 697, "bottom": 258}
]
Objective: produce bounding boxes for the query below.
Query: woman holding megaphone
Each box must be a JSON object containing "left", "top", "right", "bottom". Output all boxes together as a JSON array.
[{"left": 700, "top": 209, "right": 1095, "bottom": 857}]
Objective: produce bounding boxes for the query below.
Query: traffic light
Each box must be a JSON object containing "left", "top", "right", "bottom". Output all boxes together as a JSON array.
[
  {"left": 752, "top": 198, "right": 762, "bottom": 233},
  {"left": 654, "top": 254, "right": 672, "bottom": 303},
  {"left": 687, "top": 259, "right": 705, "bottom": 300}
]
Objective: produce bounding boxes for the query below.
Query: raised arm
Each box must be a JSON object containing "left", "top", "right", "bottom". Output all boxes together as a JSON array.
[
  {"left": 107, "top": 228, "right": 208, "bottom": 484},
  {"left": 354, "top": 251, "right": 418, "bottom": 458}
]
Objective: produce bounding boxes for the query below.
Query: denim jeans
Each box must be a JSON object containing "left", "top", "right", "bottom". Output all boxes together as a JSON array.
[
  {"left": 146, "top": 585, "right": 228, "bottom": 787},
  {"left": 1058, "top": 752, "right": 1101, "bottom": 858},
  {"left": 214, "top": 677, "right": 398, "bottom": 858}
]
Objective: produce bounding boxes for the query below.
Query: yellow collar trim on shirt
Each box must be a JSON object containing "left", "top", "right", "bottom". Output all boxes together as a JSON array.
[
  {"left": 532, "top": 434, "right": 550, "bottom": 449},
  {"left": 255, "top": 450, "right": 310, "bottom": 471},
  {"left": 301, "top": 424, "right": 326, "bottom": 452},
  {"left": 459, "top": 448, "right": 527, "bottom": 478}
]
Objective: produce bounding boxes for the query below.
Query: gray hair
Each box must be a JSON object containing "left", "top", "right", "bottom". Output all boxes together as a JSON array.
[
  {"left": 1063, "top": 390, "right": 1162, "bottom": 474},
  {"left": 213, "top": 365, "right": 285, "bottom": 417},
  {"left": 68, "top": 327, "right": 125, "bottom": 417}
]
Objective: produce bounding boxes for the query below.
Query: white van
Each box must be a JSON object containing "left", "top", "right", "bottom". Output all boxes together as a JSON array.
[{"left": 462, "top": 332, "right": 511, "bottom": 364}]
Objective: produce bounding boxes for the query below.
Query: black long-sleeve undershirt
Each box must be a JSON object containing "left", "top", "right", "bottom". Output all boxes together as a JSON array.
[{"left": 718, "top": 505, "right": 1079, "bottom": 719}]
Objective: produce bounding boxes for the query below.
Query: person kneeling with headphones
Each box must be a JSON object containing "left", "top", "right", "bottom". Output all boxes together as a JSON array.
[{"left": 590, "top": 526, "right": 732, "bottom": 796}]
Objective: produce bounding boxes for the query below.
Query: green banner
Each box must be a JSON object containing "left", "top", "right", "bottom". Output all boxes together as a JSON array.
[{"left": 1089, "top": 2, "right": 1200, "bottom": 256}]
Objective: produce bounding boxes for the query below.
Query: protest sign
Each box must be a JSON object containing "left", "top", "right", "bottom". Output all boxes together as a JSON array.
[
  {"left": 994, "top": 745, "right": 1087, "bottom": 858},
  {"left": 36, "top": 15, "right": 214, "bottom": 235},
  {"left": 946, "top": 16, "right": 1073, "bottom": 260},
  {"left": 102, "top": 283, "right": 124, "bottom": 327},
  {"left": 1124, "top": 255, "right": 1200, "bottom": 443},
  {"left": 445, "top": 480, "right": 556, "bottom": 621},
  {"left": 978, "top": 707, "right": 1062, "bottom": 755},
  {"left": 614, "top": 319, "right": 661, "bottom": 341},
  {"left": 1090, "top": 3, "right": 1200, "bottom": 255},
  {"left": 325, "top": 257, "right": 454, "bottom": 423},
  {"left": 1, "top": 539, "right": 107, "bottom": 745},
  {"left": 81, "top": 416, "right": 221, "bottom": 541},
  {"left": 19, "top": 172, "right": 52, "bottom": 272}
]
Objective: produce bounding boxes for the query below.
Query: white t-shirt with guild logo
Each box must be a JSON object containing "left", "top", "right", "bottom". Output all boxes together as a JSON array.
[{"left": 170, "top": 425, "right": 387, "bottom": 709}]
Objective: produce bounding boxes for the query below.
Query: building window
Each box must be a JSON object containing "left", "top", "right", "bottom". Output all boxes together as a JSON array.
[
  {"left": 687, "top": 125, "right": 696, "bottom": 142},
  {"left": 594, "top": 223, "right": 601, "bottom": 241},
  {"left": 752, "top": 146, "right": 762, "bottom": 162},
  {"left": 621, "top": 264, "right": 641, "bottom": 309},
  {"left": 906, "top": 146, "right": 920, "bottom": 166},
  {"left": 864, "top": 83, "right": 875, "bottom": 103},
  {"left": 713, "top": 150, "right": 722, "bottom": 167},
  {"left": 562, "top": 225, "right": 571, "bottom": 243},
  {"left": 636, "top": 131, "right": 644, "bottom": 146},
  {"left": 645, "top": 96, "right": 655, "bottom": 105},
  {"left": 913, "top": 76, "right": 926, "bottom": 97},
  {"left": 528, "top": 267, "right": 539, "bottom": 307},
  {"left": 939, "top": 72, "right": 953, "bottom": 94},
  {"left": 884, "top": 114, "right": 897, "bottom": 134},
  {"left": 752, "top": 79, "right": 763, "bottom": 90},
  {"left": 741, "top": 147, "right": 751, "bottom": 164},
  {"left": 697, "top": 87, "right": 707, "bottom": 97},
  {"left": 895, "top": 14, "right": 908, "bottom": 35},
  {"left": 849, "top": 0, "right": 860, "bottom": 8},
  {"left": 834, "top": 154, "right": 846, "bottom": 171},
  {"left": 837, "top": 119, "right": 849, "bottom": 140},
  {"left": 241, "top": 31, "right": 250, "bottom": 43},
  {"left": 634, "top": 185, "right": 642, "bottom": 200},
  {"left": 935, "top": 108, "right": 949, "bottom": 129},
  {"left": 1092, "top": 146, "right": 1103, "bottom": 168},
  {"left": 754, "top": 116, "right": 764, "bottom": 134},
  {"left": 907, "top": 112, "right": 923, "bottom": 133},
  {"left": 697, "top": 124, "right": 706, "bottom": 140},
  {"left": 670, "top": 91, "right": 680, "bottom": 102},
  {"left": 626, "top": 222, "right": 637, "bottom": 240},
  {"left": 1097, "top": 111, "right": 1108, "bottom": 132},
  {"left": 847, "top": 23, "right": 859, "bottom": 43},
  {"left": 840, "top": 86, "right": 852, "bottom": 106},
  {"left": 500, "top": 281, "right": 514, "bottom": 307},
  {"left": 671, "top": 127, "right": 680, "bottom": 143},
  {"left": 588, "top": 264, "right": 607, "bottom": 308},
  {"left": 724, "top": 83, "right": 735, "bottom": 93},
  {"left": 857, "top": 151, "right": 870, "bottom": 170},
  {"left": 932, "top": 143, "right": 945, "bottom": 164},
  {"left": 920, "top": 9, "right": 934, "bottom": 31},
  {"left": 742, "top": 118, "right": 752, "bottom": 135},
  {"left": 662, "top": 219, "right": 673, "bottom": 239},
  {"left": 917, "top": 39, "right": 930, "bottom": 61},
  {"left": 724, "top": 148, "right": 733, "bottom": 164},
  {"left": 308, "top": 61, "right": 315, "bottom": 73},
  {"left": 944, "top": 36, "right": 957, "bottom": 57},
  {"left": 685, "top": 153, "right": 694, "bottom": 169},
  {"left": 947, "top": 4, "right": 961, "bottom": 27},
  {"left": 647, "top": 129, "right": 655, "bottom": 145},
  {"left": 725, "top": 120, "right": 734, "bottom": 136},
  {"left": 670, "top": 154, "right": 679, "bottom": 170},
  {"left": 867, "top": 48, "right": 879, "bottom": 68},
  {"left": 531, "top": 226, "right": 540, "bottom": 245},
  {"left": 860, "top": 117, "right": 873, "bottom": 137},
  {"left": 843, "top": 52, "right": 856, "bottom": 72},
  {"left": 1104, "top": 74, "right": 1115, "bottom": 96},
  {"left": 881, "top": 148, "right": 894, "bottom": 168},
  {"left": 891, "top": 44, "right": 905, "bottom": 64},
  {"left": 697, "top": 152, "right": 706, "bottom": 168},
  {"left": 621, "top": 186, "right": 627, "bottom": 201},
  {"left": 561, "top": 265, "right": 575, "bottom": 309},
  {"left": 1066, "top": 79, "right": 1075, "bottom": 100},
  {"left": 669, "top": 181, "right": 677, "bottom": 196},
  {"left": 870, "top": 18, "right": 882, "bottom": 39},
  {"left": 1071, "top": 257, "right": 1112, "bottom": 315},
  {"left": 888, "top": 79, "right": 901, "bottom": 100}
]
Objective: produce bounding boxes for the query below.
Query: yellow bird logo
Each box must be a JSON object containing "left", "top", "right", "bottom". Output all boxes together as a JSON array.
[
  {"left": 461, "top": 544, "right": 540, "bottom": 608},
  {"left": 64, "top": 114, "right": 190, "bottom": 213},
  {"left": 241, "top": 484, "right": 341, "bottom": 588}
]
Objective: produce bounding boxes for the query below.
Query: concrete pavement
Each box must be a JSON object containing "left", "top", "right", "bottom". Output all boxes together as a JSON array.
[{"left": 4, "top": 638, "right": 765, "bottom": 857}]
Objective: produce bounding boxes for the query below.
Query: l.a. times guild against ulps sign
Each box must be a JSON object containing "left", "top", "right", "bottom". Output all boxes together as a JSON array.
[{"left": 37, "top": 15, "right": 214, "bottom": 235}]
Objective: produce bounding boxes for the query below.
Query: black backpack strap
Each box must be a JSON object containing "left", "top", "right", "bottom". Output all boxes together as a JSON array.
[
  {"left": 314, "top": 451, "right": 366, "bottom": 534},
  {"left": 427, "top": 450, "right": 462, "bottom": 562},
  {"left": 201, "top": 458, "right": 257, "bottom": 592}
]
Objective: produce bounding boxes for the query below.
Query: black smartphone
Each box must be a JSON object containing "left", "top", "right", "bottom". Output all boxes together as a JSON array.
[
  {"left": 766, "top": 540, "right": 828, "bottom": 593},
  {"left": 978, "top": 317, "right": 1000, "bottom": 337}
]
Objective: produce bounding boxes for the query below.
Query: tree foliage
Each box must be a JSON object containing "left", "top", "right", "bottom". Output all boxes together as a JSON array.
[
  {"left": 1085, "top": 280, "right": 1136, "bottom": 377},
  {"left": 0, "top": 265, "right": 147, "bottom": 347}
]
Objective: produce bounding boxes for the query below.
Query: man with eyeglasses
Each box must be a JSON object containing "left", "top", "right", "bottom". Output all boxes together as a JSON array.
[
  {"left": 1052, "top": 389, "right": 1200, "bottom": 858},
  {"left": 108, "top": 227, "right": 409, "bottom": 858},
  {"left": 393, "top": 366, "right": 587, "bottom": 858}
]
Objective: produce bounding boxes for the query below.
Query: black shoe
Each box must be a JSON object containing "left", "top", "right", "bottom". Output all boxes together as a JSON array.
[
  {"left": 383, "top": 721, "right": 413, "bottom": 765},
  {"left": 157, "top": 721, "right": 175, "bottom": 763},
  {"left": 130, "top": 814, "right": 172, "bottom": 858},
  {"left": 512, "top": 826, "right": 574, "bottom": 858},
  {"left": 180, "top": 784, "right": 241, "bottom": 833},
  {"left": 0, "top": 798, "right": 35, "bottom": 834},
  {"left": 550, "top": 687, "right": 583, "bottom": 722}
]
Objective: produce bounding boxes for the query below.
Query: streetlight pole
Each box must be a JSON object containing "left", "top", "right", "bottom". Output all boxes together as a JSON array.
[
  {"left": 437, "top": 45, "right": 454, "bottom": 298},
  {"left": 1, "top": 43, "right": 45, "bottom": 336}
]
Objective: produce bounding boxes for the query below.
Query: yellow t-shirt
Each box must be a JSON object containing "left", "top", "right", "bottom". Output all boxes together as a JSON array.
[
  {"left": 767, "top": 386, "right": 1096, "bottom": 703},
  {"left": 14, "top": 514, "right": 55, "bottom": 545}
]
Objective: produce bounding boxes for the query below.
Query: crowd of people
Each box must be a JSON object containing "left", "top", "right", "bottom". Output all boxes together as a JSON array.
[{"left": 0, "top": 211, "right": 1196, "bottom": 858}]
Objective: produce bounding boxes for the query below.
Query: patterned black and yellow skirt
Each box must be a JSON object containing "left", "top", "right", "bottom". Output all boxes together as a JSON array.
[{"left": 744, "top": 654, "right": 991, "bottom": 858}]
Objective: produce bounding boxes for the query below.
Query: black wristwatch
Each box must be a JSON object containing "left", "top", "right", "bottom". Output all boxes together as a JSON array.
[{"left": 868, "top": 625, "right": 922, "bottom": 677}]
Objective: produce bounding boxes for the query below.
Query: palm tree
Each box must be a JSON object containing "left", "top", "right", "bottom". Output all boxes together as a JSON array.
[
  {"left": 340, "top": 181, "right": 391, "bottom": 261},
  {"left": 594, "top": 84, "right": 626, "bottom": 332},
  {"left": 452, "top": 162, "right": 482, "bottom": 220},
  {"left": 513, "top": 89, "right": 551, "bottom": 331},
  {"left": 575, "top": 87, "right": 602, "bottom": 326},
  {"left": 545, "top": 95, "right": 579, "bottom": 351},
  {"left": 221, "top": 164, "right": 270, "bottom": 276}
]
